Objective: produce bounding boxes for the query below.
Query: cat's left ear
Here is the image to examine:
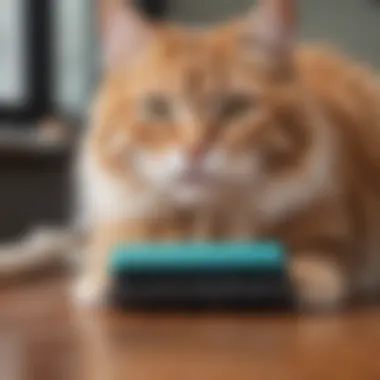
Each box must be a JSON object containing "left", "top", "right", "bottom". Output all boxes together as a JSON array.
[
  {"left": 243, "top": 0, "right": 297, "bottom": 64},
  {"left": 98, "top": 0, "right": 153, "bottom": 68}
]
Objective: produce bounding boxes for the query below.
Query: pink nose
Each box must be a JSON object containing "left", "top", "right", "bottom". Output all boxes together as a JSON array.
[{"left": 188, "top": 145, "right": 205, "bottom": 162}]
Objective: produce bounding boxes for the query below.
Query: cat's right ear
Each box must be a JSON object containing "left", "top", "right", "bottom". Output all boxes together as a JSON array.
[
  {"left": 98, "top": 0, "right": 153, "bottom": 67},
  {"left": 241, "top": 0, "right": 297, "bottom": 69}
]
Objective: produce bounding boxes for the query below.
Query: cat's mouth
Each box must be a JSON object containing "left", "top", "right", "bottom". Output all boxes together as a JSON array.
[
  {"left": 176, "top": 169, "right": 216, "bottom": 187},
  {"left": 167, "top": 169, "right": 219, "bottom": 205},
  {"left": 174, "top": 169, "right": 229, "bottom": 207}
]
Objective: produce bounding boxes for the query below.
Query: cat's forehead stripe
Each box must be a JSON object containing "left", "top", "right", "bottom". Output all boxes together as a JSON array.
[{"left": 180, "top": 54, "right": 227, "bottom": 107}]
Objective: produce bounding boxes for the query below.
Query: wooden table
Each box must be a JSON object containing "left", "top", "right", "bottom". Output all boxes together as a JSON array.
[{"left": 1, "top": 276, "right": 380, "bottom": 380}]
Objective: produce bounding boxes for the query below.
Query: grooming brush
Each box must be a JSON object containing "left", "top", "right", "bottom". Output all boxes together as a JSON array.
[{"left": 109, "top": 241, "right": 294, "bottom": 311}]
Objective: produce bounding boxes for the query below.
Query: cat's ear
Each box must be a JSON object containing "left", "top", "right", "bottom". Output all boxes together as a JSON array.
[
  {"left": 98, "top": 0, "right": 153, "bottom": 67},
  {"left": 243, "top": 0, "right": 297, "bottom": 63}
]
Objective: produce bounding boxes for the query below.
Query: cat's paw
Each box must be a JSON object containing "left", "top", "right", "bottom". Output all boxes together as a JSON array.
[
  {"left": 72, "top": 277, "right": 109, "bottom": 309},
  {"left": 290, "top": 256, "right": 348, "bottom": 314}
]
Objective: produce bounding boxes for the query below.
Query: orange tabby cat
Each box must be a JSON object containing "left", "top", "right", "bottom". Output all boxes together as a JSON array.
[{"left": 74, "top": 0, "right": 380, "bottom": 312}]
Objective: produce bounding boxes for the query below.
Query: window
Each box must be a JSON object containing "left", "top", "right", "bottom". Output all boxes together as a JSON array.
[{"left": 0, "top": 0, "right": 51, "bottom": 124}]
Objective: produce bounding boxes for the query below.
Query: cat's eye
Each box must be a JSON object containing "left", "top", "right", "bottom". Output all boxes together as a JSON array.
[
  {"left": 141, "top": 94, "right": 172, "bottom": 121},
  {"left": 218, "top": 94, "right": 255, "bottom": 121}
]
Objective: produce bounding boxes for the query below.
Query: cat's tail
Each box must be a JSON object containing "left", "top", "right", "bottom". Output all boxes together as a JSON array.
[{"left": 0, "top": 227, "right": 82, "bottom": 282}]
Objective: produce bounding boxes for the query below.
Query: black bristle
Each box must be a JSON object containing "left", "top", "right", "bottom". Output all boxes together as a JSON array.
[{"left": 111, "top": 271, "right": 295, "bottom": 312}]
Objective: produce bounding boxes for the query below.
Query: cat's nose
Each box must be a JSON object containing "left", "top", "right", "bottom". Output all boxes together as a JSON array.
[{"left": 187, "top": 144, "right": 205, "bottom": 163}]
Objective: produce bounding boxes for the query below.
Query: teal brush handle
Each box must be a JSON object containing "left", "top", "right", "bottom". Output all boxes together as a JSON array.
[{"left": 110, "top": 241, "right": 287, "bottom": 274}]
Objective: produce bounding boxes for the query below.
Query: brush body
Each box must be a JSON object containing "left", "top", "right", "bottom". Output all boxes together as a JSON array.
[{"left": 109, "top": 242, "right": 294, "bottom": 311}]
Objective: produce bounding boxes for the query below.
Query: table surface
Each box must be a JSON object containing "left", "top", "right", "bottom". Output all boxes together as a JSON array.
[{"left": 1, "top": 275, "right": 380, "bottom": 380}]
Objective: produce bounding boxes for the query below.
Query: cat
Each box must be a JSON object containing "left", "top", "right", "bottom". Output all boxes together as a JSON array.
[{"left": 2, "top": 0, "right": 380, "bottom": 313}]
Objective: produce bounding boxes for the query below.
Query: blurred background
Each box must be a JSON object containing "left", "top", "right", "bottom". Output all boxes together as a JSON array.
[{"left": 0, "top": 0, "right": 380, "bottom": 241}]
